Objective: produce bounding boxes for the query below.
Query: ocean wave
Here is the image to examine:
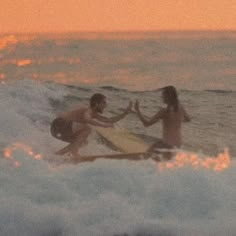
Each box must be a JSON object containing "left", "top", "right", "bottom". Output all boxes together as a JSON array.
[
  {"left": 205, "top": 89, "right": 235, "bottom": 94},
  {"left": 100, "top": 85, "right": 127, "bottom": 92}
]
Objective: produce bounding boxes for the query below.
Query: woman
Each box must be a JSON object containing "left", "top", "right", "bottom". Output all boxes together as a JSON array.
[{"left": 135, "top": 86, "right": 190, "bottom": 159}]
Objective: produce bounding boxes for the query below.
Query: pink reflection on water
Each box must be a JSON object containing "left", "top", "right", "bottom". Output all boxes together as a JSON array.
[
  {"left": 17, "top": 59, "right": 32, "bottom": 67},
  {"left": 47, "top": 57, "right": 81, "bottom": 64},
  {"left": 223, "top": 68, "right": 236, "bottom": 76},
  {"left": 0, "top": 73, "right": 6, "bottom": 79}
]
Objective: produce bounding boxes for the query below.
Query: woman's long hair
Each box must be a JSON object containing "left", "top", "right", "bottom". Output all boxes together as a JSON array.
[{"left": 162, "top": 86, "right": 179, "bottom": 112}]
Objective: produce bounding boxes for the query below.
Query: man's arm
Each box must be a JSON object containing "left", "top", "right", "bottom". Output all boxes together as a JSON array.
[
  {"left": 93, "top": 114, "right": 111, "bottom": 123},
  {"left": 88, "top": 119, "right": 113, "bottom": 128},
  {"left": 83, "top": 112, "right": 113, "bottom": 128},
  {"left": 95, "top": 101, "right": 132, "bottom": 123}
]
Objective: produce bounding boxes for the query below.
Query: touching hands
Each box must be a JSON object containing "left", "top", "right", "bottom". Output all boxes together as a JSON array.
[
  {"left": 134, "top": 100, "right": 140, "bottom": 112},
  {"left": 125, "top": 101, "right": 133, "bottom": 113}
]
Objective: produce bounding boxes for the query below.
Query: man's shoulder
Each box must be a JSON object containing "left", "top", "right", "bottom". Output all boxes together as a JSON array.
[
  {"left": 81, "top": 107, "right": 94, "bottom": 118},
  {"left": 72, "top": 106, "right": 89, "bottom": 113}
]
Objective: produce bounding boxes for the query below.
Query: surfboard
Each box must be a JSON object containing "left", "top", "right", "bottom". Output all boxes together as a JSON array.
[
  {"left": 94, "top": 127, "right": 150, "bottom": 153},
  {"left": 59, "top": 127, "right": 172, "bottom": 164},
  {"left": 63, "top": 152, "right": 161, "bottom": 164}
]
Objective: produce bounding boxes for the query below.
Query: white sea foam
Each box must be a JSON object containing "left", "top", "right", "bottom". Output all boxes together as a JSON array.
[
  {"left": 0, "top": 79, "right": 235, "bottom": 235},
  {"left": 0, "top": 150, "right": 235, "bottom": 236}
]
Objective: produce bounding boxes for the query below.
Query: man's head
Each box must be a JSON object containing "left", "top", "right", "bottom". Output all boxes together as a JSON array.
[{"left": 90, "top": 93, "right": 107, "bottom": 113}]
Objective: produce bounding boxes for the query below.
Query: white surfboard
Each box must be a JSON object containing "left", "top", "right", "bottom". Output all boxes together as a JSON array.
[
  {"left": 94, "top": 127, "right": 150, "bottom": 153},
  {"left": 64, "top": 152, "right": 159, "bottom": 164}
]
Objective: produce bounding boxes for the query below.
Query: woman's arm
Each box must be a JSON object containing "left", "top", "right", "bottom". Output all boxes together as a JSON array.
[
  {"left": 147, "top": 109, "right": 165, "bottom": 126},
  {"left": 135, "top": 100, "right": 150, "bottom": 126},
  {"left": 181, "top": 105, "right": 191, "bottom": 122}
]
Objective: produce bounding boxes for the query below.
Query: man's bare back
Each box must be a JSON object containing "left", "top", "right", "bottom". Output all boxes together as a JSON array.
[{"left": 50, "top": 93, "right": 132, "bottom": 157}]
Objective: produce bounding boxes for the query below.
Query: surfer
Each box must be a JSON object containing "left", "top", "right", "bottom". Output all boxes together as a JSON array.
[
  {"left": 134, "top": 86, "right": 191, "bottom": 159},
  {"left": 50, "top": 93, "right": 132, "bottom": 157}
]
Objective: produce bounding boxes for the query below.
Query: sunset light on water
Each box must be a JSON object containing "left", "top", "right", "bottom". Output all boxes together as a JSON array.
[
  {"left": 4, "top": 143, "right": 43, "bottom": 167},
  {"left": 3, "top": 142, "right": 231, "bottom": 174},
  {"left": 158, "top": 149, "right": 231, "bottom": 172},
  {"left": 0, "top": 1, "right": 236, "bottom": 235}
]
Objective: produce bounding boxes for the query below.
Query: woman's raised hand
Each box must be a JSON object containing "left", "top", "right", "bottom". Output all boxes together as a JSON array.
[{"left": 125, "top": 101, "right": 133, "bottom": 113}]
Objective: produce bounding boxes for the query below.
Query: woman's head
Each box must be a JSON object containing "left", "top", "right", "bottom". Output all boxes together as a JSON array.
[{"left": 162, "top": 86, "right": 179, "bottom": 111}]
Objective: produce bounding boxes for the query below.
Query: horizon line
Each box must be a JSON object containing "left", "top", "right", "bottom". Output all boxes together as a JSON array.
[{"left": 1, "top": 29, "right": 236, "bottom": 35}]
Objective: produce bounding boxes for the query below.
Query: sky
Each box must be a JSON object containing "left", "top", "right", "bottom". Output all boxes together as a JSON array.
[{"left": 0, "top": 0, "right": 236, "bottom": 33}]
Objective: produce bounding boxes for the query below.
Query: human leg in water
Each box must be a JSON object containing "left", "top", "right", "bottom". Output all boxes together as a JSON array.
[
  {"left": 55, "top": 126, "right": 91, "bottom": 156},
  {"left": 147, "top": 139, "right": 173, "bottom": 160}
]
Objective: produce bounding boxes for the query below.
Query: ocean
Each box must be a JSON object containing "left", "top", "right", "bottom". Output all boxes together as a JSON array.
[{"left": 0, "top": 31, "right": 235, "bottom": 235}]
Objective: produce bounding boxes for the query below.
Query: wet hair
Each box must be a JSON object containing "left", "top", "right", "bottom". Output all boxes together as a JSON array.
[
  {"left": 162, "top": 86, "right": 179, "bottom": 112},
  {"left": 90, "top": 93, "right": 106, "bottom": 107}
]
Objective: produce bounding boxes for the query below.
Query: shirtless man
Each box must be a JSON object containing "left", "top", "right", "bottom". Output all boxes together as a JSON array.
[
  {"left": 134, "top": 86, "right": 190, "bottom": 159},
  {"left": 51, "top": 93, "right": 132, "bottom": 157}
]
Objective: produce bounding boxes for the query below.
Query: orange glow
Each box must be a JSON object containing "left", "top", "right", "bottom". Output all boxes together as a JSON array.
[
  {"left": 0, "top": 35, "right": 37, "bottom": 53},
  {"left": 0, "top": 1, "right": 235, "bottom": 33},
  {"left": 17, "top": 59, "right": 32, "bottom": 67},
  {"left": 4, "top": 148, "right": 12, "bottom": 159},
  {"left": 0, "top": 74, "right": 6, "bottom": 80},
  {"left": 158, "top": 148, "right": 231, "bottom": 172},
  {"left": 4, "top": 142, "right": 43, "bottom": 167},
  {"left": 0, "top": 35, "right": 18, "bottom": 49},
  {"left": 31, "top": 73, "right": 39, "bottom": 79},
  {"left": 0, "top": 56, "right": 81, "bottom": 73}
]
